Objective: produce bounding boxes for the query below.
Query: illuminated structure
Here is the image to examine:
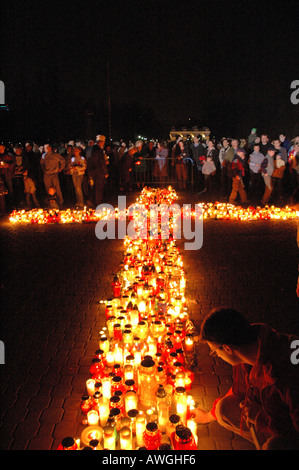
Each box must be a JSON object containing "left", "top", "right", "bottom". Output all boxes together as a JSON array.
[{"left": 169, "top": 126, "right": 210, "bottom": 142}]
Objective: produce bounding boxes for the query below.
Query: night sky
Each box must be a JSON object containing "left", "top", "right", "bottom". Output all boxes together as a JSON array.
[{"left": 1, "top": 0, "right": 299, "bottom": 142}]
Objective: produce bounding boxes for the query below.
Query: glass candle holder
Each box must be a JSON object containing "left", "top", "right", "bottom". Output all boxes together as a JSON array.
[
  {"left": 143, "top": 422, "right": 162, "bottom": 450},
  {"left": 103, "top": 426, "right": 116, "bottom": 450},
  {"left": 171, "top": 424, "right": 197, "bottom": 450},
  {"left": 119, "top": 426, "right": 133, "bottom": 450},
  {"left": 166, "top": 414, "right": 181, "bottom": 438},
  {"left": 87, "top": 409, "right": 99, "bottom": 426},
  {"left": 125, "top": 391, "right": 138, "bottom": 415}
]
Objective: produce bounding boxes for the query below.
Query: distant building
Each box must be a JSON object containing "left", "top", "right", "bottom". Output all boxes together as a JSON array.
[{"left": 169, "top": 126, "right": 210, "bottom": 142}]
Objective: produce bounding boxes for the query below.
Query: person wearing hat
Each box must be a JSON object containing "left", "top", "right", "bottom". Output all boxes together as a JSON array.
[
  {"left": 86, "top": 135, "right": 108, "bottom": 206},
  {"left": 228, "top": 147, "right": 249, "bottom": 205},
  {"left": 248, "top": 128, "right": 258, "bottom": 150},
  {"left": 260, "top": 145, "right": 276, "bottom": 205}
]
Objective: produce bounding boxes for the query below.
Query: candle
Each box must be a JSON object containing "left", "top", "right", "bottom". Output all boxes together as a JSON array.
[
  {"left": 114, "top": 345, "right": 123, "bottom": 365},
  {"left": 125, "top": 391, "right": 138, "bottom": 415},
  {"left": 86, "top": 378, "right": 96, "bottom": 397},
  {"left": 99, "top": 396, "right": 110, "bottom": 427},
  {"left": 187, "top": 417, "right": 198, "bottom": 445},
  {"left": 135, "top": 414, "right": 147, "bottom": 447},
  {"left": 106, "top": 351, "right": 115, "bottom": 368},
  {"left": 87, "top": 409, "right": 99, "bottom": 425},
  {"left": 158, "top": 402, "right": 169, "bottom": 433},
  {"left": 124, "top": 364, "right": 134, "bottom": 381},
  {"left": 103, "top": 426, "right": 116, "bottom": 450},
  {"left": 176, "top": 394, "right": 188, "bottom": 426},
  {"left": 80, "top": 426, "right": 103, "bottom": 448},
  {"left": 101, "top": 377, "right": 111, "bottom": 399},
  {"left": 184, "top": 335, "right": 194, "bottom": 353},
  {"left": 119, "top": 426, "right": 133, "bottom": 450}
]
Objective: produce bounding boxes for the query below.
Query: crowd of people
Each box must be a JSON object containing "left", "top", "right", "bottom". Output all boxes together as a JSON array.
[{"left": 0, "top": 129, "right": 299, "bottom": 216}]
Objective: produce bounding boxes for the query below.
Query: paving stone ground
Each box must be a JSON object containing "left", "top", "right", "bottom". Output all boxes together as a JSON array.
[{"left": 0, "top": 189, "right": 298, "bottom": 451}]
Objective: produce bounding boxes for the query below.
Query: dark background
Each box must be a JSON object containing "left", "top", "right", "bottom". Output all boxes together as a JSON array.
[{"left": 1, "top": 0, "right": 299, "bottom": 143}]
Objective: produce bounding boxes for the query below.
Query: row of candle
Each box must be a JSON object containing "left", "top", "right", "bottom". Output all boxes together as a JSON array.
[
  {"left": 58, "top": 188, "right": 199, "bottom": 450},
  {"left": 9, "top": 190, "right": 298, "bottom": 225}
]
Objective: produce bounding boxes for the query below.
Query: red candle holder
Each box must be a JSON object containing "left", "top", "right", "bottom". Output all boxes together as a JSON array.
[
  {"left": 57, "top": 437, "right": 78, "bottom": 450},
  {"left": 112, "top": 276, "right": 121, "bottom": 297}
]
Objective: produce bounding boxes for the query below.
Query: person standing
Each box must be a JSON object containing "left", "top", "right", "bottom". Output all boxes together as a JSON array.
[
  {"left": 12, "top": 144, "right": 29, "bottom": 209},
  {"left": 0, "top": 142, "right": 14, "bottom": 209},
  {"left": 259, "top": 134, "right": 272, "bottom": 156},
  {"left": 189, "top": 136, "right": 206, "bottom": 193},
  {"left": 219, "top": 138, "right": 231, "bottom": 197},
  {"left": 40, "top": 143, "right": 65, "bottom": 206},
  {"left": 260, "top": 145, "right": 276, "bottom": 206},
  {"left": 228, "top": 148, "right": 249, "bottom": 204},
  {"left": 133, "top": 140, "right": 147, "bottom": 188},
  {"left": 153, "top": 141, "right": 168, "bottom": 185},
  {"left": 248, "top": 143, "right": 265, "bottom": 203},
  {"left": 70, "top": 146, "right": 87, "bottom": 208},
  {"left": 222, "top": 139, "right": 239, "bottom": 197},
  {"left": 87, "top": 135, "right": 108, "bottom": 207},
  {"left": 173, "top": 139, "right": 187, "bottom": 189}
]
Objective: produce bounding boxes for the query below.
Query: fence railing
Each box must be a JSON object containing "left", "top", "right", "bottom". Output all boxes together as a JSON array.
[{"left": 128, "top": 157, "right": 195, "bottom": 189}]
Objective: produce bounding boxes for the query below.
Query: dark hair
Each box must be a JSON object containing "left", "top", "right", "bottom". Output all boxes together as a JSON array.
[{"left": 200, "top": 308, "right": 256, "bottom": 347}]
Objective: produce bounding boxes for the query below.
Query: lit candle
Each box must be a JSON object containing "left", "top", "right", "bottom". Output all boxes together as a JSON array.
[
  {"left": 135, "top": 414, "right": 147, "bottom": 447},
  {"left": 184, "top": 335, "right": 194, "bottom": 353},
  {"left": 103, "top": 426, "right": 115, "bottom": 450},
  {"left": 101, "top": 377, "right": 111, "bottom": 399},
  {"left": 176, "top": 395, "right": 188, "bottom": 426},
  {"left": 106, "top": 351, "right": 115, "bottom": 368},
  {"left": 119, "top": 426, "right": 133, "bottom": 450},
  {"left": 187, "top": 417, "right": 198, "bottom": 445},
  {"left": 125, "top": 391, "right": 138, "bottom": 415},
  {"left": 158, "top": 402, "right": 169, "bottom": 433},
  {"left": 80, "top": 426, "right": 103, "bottom": 447},
  {"left": 87, "top": 409, "right": 99, "bottom": 425},
  {"left": 86, "top": 378, "right": 96, "bottom": 396},
  {"left": 124, "top": 364, "right": 134, "bottom": 382},
  {"left": 98, "top": 397, "right": 109, "bottom": 427},
  {"left": 114, "top": 345, "right": 123, "bottom": 365}
]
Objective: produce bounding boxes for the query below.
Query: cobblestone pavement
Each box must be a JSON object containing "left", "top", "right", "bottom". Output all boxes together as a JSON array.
[{"left": 0, "top": 190, "right": 298, "bottom": 451}]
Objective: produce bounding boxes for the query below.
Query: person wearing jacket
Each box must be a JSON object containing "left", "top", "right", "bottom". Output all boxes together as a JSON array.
[
  {"left": 70, "top": 146, "right": 87, "bottom": 208},
  {"left": 260, "top": 145, "right": 276, "bottom": 205},
  {"left": 133, "top": 140, "right": 147, "bottom": 188},
  {"left": 87, "top": 135, "right": 108, "bottom": 207},
  {"left": 271, "top": 153, "right": 286, "bottom": 204},
  {"left": 192, "top": 308, "right": 299, "bottom": 450},
  {"left": 40, "top": 143, "right": 65, "bottom": 206},
  {"left": 189, "top": 136, "right": 206, "bottom": 193},
  {"left": 248, "top": 143, "right": 265, "bottom": 203},
  {"left": 172, "top": 139, "right": 188, "bottom": 189},
  {"left": 228, "top": 148, "right": 249, "bottom": 204}
]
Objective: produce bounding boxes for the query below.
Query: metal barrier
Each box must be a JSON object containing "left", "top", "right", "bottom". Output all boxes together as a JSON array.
[{"left": 129, "top": 157, "right": 195, "bottom": 189}]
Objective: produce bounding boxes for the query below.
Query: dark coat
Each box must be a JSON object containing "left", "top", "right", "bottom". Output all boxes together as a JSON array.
[{"left": 87, "top": 145, "right": 108, "bottom": 178}]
